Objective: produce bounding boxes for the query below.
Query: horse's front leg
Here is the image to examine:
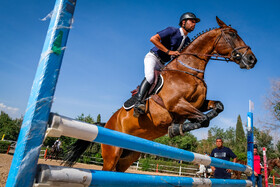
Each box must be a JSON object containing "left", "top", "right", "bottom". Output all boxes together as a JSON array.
[
  {"left": 180, "top": 100, "right": 224, "bottom": 131},
  {"left": 199, "top": 100, "right": 224, "bottom": 120}
]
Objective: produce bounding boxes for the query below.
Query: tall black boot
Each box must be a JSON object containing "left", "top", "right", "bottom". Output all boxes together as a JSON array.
[{"left": 133, "top": 78, "right": 151, "bottom": 118}]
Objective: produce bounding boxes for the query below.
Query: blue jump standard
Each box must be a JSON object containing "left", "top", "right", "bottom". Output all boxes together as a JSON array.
[{"left": 6, "top": 0, "right": 76, "bottom": 186}]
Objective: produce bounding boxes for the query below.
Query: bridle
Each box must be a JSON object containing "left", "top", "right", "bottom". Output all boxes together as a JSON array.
[{"left": 180, "top": 27, "right": 251, "bottom": 63}]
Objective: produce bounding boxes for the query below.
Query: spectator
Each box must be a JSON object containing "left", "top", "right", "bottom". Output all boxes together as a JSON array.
[
  {"left": 254, "top": 145, "right": 262, "bottom": 187},
  {"left": 53, "top": 138, "right": 62, "bottom": 152},
  {"left": 210, "top": 137, "right": 237, "bottom": 179}
]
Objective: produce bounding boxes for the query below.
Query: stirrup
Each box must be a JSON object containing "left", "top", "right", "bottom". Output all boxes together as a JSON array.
[{"left": 133, "top": 103, "right": 146, "bottom": 118}]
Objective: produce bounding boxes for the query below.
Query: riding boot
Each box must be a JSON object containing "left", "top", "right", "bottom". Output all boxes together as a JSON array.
[{"left": 133, "top": 78, "right": 151, "bottom": 118}]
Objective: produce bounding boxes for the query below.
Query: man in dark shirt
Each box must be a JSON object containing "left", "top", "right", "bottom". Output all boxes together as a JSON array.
[
  {"left": 133, "top": 12, "right": 200, "bottom": 118},
  {"left": 210, "top": 137, "right": 237, "bottom": 179}
]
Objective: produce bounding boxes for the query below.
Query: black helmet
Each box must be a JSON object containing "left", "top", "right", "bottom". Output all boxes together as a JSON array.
[{"left": 179, "top": 12, "right": 200, "bottom": 26}]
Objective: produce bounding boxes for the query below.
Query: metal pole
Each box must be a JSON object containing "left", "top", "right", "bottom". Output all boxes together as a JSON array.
[
  {"left": 34, "top": 164, "right": 253, "bottom": 187},
  {"left": 6, "top": 0, "right": 76, "bottom": 186},
  {"left": 247, "top": 100, "right": 255, "bottom": 186}
]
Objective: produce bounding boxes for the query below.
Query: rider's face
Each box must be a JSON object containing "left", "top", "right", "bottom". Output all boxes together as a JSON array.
[{"left": 183, "top": 19, "right": 196, "bottom": 32}]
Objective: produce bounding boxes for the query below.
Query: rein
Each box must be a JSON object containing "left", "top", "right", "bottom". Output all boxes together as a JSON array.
[
  {"left": 180, "top": 52, "right": 232, "bottom": 62},
  {"left": 162, "top": 68, "right": 207, "bottom": 88},
  {"left": 162, "top": 27, "right": 251, "bottom": 85},
  {"left": 180, "top": 28, "right": 251, "bottom": 62}
]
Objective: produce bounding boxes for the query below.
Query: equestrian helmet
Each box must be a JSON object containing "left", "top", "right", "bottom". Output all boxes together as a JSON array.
[{"left": 179, "top": 12, "right": 200, "bottom": 26}]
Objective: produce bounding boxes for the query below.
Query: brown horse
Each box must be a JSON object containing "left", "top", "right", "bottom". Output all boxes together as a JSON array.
[
  {"left": 232, "top": 158, "right": 280, "bottom": 185},
  {"left": 64, "top": 17, "right": 257, "bottom": 172}
]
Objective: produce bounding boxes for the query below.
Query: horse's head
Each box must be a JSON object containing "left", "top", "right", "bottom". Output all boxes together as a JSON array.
[
  {"left": 213, "top": 17, "right": 257, "bottom": 69},
  {"left": 274, "top": 158, "right": 280, "bottom": 168}
]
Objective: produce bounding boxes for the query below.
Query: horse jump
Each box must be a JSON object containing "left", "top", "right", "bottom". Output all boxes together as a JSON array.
[
  {"left": 6, "top": 0, "right": 257, "bottom": 186},
  {"left": 33, "top": 113, "right": 253, "bottom": 186},
  {"left": 34, "top": 164, "right": 252, "bottom": 187}
]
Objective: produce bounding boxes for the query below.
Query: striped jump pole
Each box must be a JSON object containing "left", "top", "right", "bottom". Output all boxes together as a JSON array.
[
  {"left": 46, "top": 113, "right": 252, "bottom": 175},
  {"left": 34, "top": 164, "right": 252, "bottom": 187},
  {"left": 247, "top": 100, "right": 255, "bottom": 186}
]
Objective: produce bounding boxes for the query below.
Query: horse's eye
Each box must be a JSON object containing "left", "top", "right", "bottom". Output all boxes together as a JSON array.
[{"left": 229, "top": 32, "right": 236, "bottom": 38}]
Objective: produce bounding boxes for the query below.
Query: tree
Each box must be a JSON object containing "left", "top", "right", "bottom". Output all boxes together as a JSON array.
[
  {"left": 76, "top": 113, "right": 95, "bottom": 124},
  {"left": 154, "top": 133, "right": 198, "bottom": 151},
  {"left": 96, "top": 114, "right": 101, "bottom": 123},
  {"left": 254, "top": 127, "right": 276, "bottom": 159},
  {"left": 0, "top": 111, "right": 21, "bottom": 141},
  {"left": 276, "top": 140, "right": 280, "bottom": 157},
  {"left": 263, "top": 78, "right": 280, "bottom": 129},
  {"left": 235, "top": 115, "right": 246, "bottom": 153}
]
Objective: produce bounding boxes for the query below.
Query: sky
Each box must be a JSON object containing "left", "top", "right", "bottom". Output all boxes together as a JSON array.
[{"left": 0, "top": 0, "right": 279, "bottom": 140}]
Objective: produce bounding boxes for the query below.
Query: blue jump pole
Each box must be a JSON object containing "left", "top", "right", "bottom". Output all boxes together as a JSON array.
[
  {"left": 46, "top": 113, "right": 253, "bottom": 175},
  {"left": 6, "top": 0, "right": 76, "bottom": 186},
  {"left": 247, "top": 100, "right": 255, "bottom": 186},
  {"left": 35, "top": 164, "right": 252, "bottom": 187}
]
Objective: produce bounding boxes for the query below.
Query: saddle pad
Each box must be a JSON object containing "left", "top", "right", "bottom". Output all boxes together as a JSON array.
[{"left": 123, "top": 74, "right": 164, "bottom": 110}]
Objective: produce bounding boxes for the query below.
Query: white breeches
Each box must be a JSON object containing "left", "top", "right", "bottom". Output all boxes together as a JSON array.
[{"left": 144, "top": 52, "right": 164, "bottom": 84}]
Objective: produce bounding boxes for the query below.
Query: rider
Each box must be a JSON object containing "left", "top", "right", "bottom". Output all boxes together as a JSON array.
[
  {"left": 133, "top": 12, "right": 200, "bottom": 117},
  {"left": 53, "top": 138, "right": 62, "bottom": 152}
]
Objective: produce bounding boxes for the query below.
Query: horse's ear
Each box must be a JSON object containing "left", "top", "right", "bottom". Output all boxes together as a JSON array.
[{"left": 216, "top": 16, "right": 228, "bottom": 28}]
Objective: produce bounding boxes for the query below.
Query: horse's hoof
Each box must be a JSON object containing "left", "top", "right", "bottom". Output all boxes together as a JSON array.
[{"left": 168, "top": 124, "right": 181, "bottom": 138}]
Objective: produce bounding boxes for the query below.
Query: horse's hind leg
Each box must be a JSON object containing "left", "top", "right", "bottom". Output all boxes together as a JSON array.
[
  {"left": 116, "top": 150, "right": 141, "bottom": 172},
  {"left": 101, "top": 144, "right": 123, "bottom": 171}
]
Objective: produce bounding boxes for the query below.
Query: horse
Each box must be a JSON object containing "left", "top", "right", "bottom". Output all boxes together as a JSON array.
[
  {"left": 63, "top": 17, "right": 257, "bottom": 172},
  {"left": 232, "top": 158, "right": 280, "bottom": 185}
]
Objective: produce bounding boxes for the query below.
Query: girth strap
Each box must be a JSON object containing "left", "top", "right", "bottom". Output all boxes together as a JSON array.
[{"left": 151, "top": 95, "right": 166, "bottom": 109}]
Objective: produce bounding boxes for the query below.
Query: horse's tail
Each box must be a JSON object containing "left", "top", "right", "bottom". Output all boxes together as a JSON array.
[{"left": 62, "top": 139, "right": 93, "bottom": 167}]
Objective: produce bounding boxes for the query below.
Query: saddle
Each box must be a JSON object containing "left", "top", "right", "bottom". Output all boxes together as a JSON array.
[{"left": 123, "top": 71, "right": 164, "bottom": 110}]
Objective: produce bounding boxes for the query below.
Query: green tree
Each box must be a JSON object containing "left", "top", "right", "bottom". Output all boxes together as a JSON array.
[
  {"left": 276, "top": 140, "right": 280, "bottom": 157},
  {"left": 96, "top": 114, "right": 101, "bottom": 123},
  {"left": 154, "top": 133, "right": 198, "bottom": 152},
  {"left": 254, "top": 127, "right": 276, "bottom": 159},
  {"left": 0, "top": 111, "right": 21, "bottom": 141},
  {"left": 77, "top": 113, "right": 95, "bottom": 124},
  {"left": 235, "top": 115, "right": 246, "bottom": 153}
]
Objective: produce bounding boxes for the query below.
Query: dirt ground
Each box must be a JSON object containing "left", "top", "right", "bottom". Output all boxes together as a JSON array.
[{"left": 0, "top": 153, "right": 178, "bottom": 187}]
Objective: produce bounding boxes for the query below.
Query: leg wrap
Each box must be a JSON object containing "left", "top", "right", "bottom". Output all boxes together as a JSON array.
[
  {"left": 206, "top": 101, "right": 224, "bottom": 120},
  {"left": 168, "top": 115, "right": 209, "bottom": 138}
]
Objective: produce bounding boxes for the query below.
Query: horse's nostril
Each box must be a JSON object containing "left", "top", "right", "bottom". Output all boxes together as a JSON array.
[{"left": 248, "top": 54, "right": 256, "bottom": 63}]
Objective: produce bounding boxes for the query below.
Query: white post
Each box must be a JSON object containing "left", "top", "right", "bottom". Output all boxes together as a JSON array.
[{"left": 179, "top": 166, "right": 182, "bottom": 176}]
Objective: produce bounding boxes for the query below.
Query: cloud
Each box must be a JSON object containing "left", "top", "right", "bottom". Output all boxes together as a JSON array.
[{"left": 0, "top": 103, "right": 19, "bottom": 114}]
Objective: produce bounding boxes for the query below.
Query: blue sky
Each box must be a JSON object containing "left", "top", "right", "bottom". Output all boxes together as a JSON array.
[{"left": 0, "top": 0, "right": 279, "bottom": 140}]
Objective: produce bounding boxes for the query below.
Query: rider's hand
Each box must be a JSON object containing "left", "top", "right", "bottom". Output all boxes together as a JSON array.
[{"left": 168, "top": 50, "right": 180, "bottom": 56}]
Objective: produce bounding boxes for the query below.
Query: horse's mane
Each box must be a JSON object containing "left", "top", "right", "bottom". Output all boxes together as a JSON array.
[{"left": 178, "top": 27, "right": 219, "bottom": 53}]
